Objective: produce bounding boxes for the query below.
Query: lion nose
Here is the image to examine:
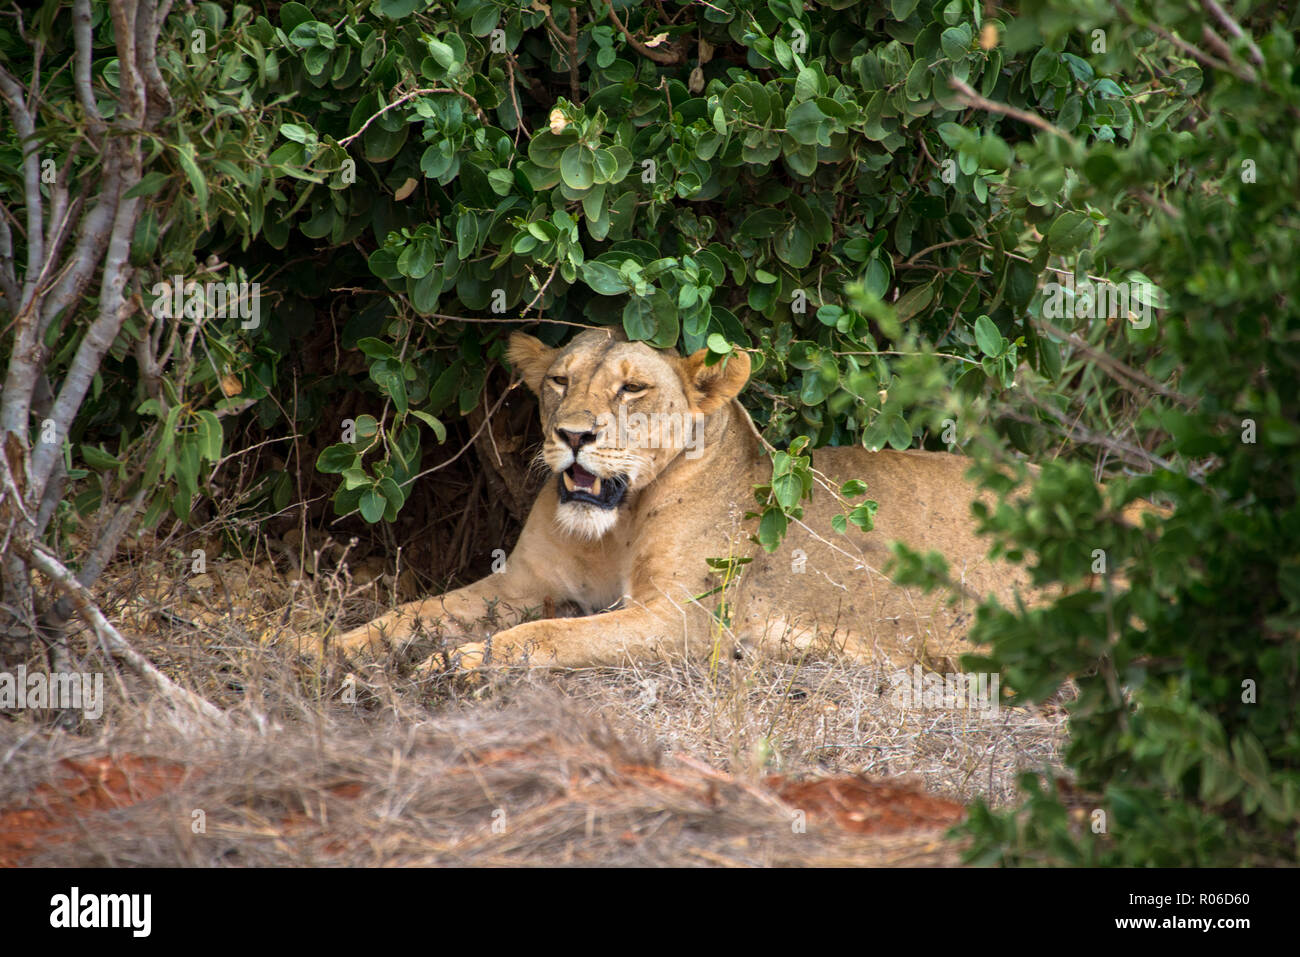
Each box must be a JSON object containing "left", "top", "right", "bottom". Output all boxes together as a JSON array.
[{"left": 557, "top": 427, "right": 597, "bottom": 450}]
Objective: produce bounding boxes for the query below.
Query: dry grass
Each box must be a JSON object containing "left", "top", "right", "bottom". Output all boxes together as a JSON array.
[{"left": 0, "top": 534, "right": 1069, "bottom": 867}]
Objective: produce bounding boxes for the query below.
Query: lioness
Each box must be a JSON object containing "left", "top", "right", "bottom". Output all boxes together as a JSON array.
[{"left": 319, "top": 328, "right": 1033, "bottom": 672}]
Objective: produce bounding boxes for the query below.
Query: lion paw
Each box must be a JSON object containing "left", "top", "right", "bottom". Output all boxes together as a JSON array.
[{"left": 451, "top": 641, "right": 488, "bottom": 671}]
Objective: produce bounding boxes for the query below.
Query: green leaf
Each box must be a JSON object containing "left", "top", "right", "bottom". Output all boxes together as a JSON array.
[
  {"left": 174, "top": 142, "right": 209, "bottom": 208},
  {"left": 895, "top": 283, "right": 934, "bottom": 322},
  {"left": 758, "top": 507, "right": 788, "bottom": 552},
  {"left": 773, "top": 472, "right": 803, "bottom": 509},
  {"left": 940, "top": 25, "right": 971, "bottom": 61},
  {"left": 123, "top": 171, "right": 171, "bottom": 199},
  {"left": 80, "top": 445, "right": 123, "bottom": 471},
  {"left": 280, "top": 123, "right": 315, "bottom": 143},
  {"left": 560, "top": 144, "right": 595, "bottom": 189},
  {"left": 426, "top": 37, "right": 456, "bottom": 71},
  {"left": 197, "top": 411, "right": 223, "bottom": 462},
  {"left": 622, "top": 290, "right": 676, "bottom": 345},
  {"left": 582, "top": 260, "right": 629, "bottom": 295},
  {"left": 848, "top": 501, "right": 878, "bottom": 531},
  {"left": 974, "top": 314, "right": 1005, "bottom": 357},
  {"left": 1030, "top": 46, "right": 1057, "bottom": 85},
  {"left": 359, "top": 487, "right": 387, "bottom": 522},
  {"left": 840, "top": 479, "right": 868, "bottom": 498},
  {"left": 411, "top": 410, "right": 448, "bottom": 442},
  {"left": 1047, "top": 211, "right": 1094, "bottom": 253},
  {"left": 775, "top": 223, "right": 814, "bottom": 268},
  {"left": 317, "top": 444, "right": 359, "bottom": 474},
  {"left": 786, "top": 101, "right": 828, "bottom": 146}
]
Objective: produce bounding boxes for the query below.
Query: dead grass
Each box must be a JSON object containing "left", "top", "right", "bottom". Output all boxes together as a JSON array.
[{"left": 0, "top": 532, "right": 1068, "bottom": 867}]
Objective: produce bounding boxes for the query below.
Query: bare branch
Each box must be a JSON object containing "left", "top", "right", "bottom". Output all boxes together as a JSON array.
[
  {"left": 14, "top": 537, "right": 226, "bottom": 724},
  {"left": 41, "top": 151, "right": 82, "bottom": 269},
  {"left": 1201, "top": 0, "right": 1265, "bottom": 66},
  {"left": 1035, "top": 319, "right": 1196, "bottom": 407},
  {"left": 0, "top": 213, "right": 18, "bottom": 308},
  {"left": 947, "top": 76, "right": 1078, "bottom": 146},
  {"left": 29, "top": 190, "right": 143, "bottom": 504},
  {"left": 604, "top": 0, "right": 685, "bottom": 65},
  {"left": 0, "top": 63, "right": 45, "bottom": 304},
  {"left": 339, "top": 86, "right": 487, "bottom": 147},
  {"left": 107, "top": 0, "right": 146, "bottom": 123},
  {"left": 38, "top": 147, "right": 125, "bottom": 339},
  {"left": 134, "top": 0, "right": 174, "bottom": 127},
  {"left": 72, "top": 0, "right": 107, "bottom": 138},
  {"left": 545, "top": 6, "right": 582, "bottom": 104}
]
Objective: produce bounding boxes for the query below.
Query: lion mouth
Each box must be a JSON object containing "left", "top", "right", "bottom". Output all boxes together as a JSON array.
[{"left": 558, "top": 464, "right": 628, "bottom": 509}]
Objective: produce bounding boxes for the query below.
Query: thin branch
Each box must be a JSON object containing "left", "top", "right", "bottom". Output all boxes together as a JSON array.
[
  {"left": 521, "top": 259, "right": 560, "bottom": 315},
  {"left": 998, "top": 401, "right": 1196, "bottom": 482},
  {"left": 604, "top": 0, "right": 684, "bottom": 65},
  {"left": 1138, "top": 18, "right": 1235, "bottom": 78},
  {"left": 947, "top": 76, "right": 1078, "bottom": 147},
  {"left": 134, "top": 0, "right": 174, "bottom": 127},
  {"left": 1040, "top": 325, "right": 1190, "bottom": 409},
  {"left": 72, "top": 0, "right": 107, "bottom": 138},
  {"left": 502, "top": 51, "right": 528, "bottom": 144},
  {"left": 29, "top": 184, "right": 143, "bottom": 505},
  {"left": 45, "top": 487, "right": 147, "bottom": 625},
  {"left": 903, "top": 237, "right": 978, "bottom": 266},
  {"left": 0, "top": 63, "right": 45, "bottom": 303},
  {"left": 14, "top": 538, "right": 226, "bottom": 724},
  {"left": 1035, "top": 319, "right": 1196, "bottom": 407},
  {"left": 339, "top": 86, "right": 487, "bottom": 147},
  {"left": 38, "top": 146, "right": 125, "bottom": 339},
  {"left": 0, "top": 214, "right": 18, "bottom": 308},
  {"left": 398, "top": 383, "right": 515, "bottom": 489},
  {"left": 1201, "top": 0, "right": 1264, "bottom": 66}
]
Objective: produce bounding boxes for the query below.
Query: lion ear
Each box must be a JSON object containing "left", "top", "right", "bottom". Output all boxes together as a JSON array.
[
  {"left": 681, "top": 348, "right": 751, "bottom": 414},
  {"left": 507, "top": 332, "right": 557, "bottom": 395}
]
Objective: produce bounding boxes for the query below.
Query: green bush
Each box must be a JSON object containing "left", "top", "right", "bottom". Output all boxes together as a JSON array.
[{"left": 3, "top": 0, "right": 1296, "bottom": 864}]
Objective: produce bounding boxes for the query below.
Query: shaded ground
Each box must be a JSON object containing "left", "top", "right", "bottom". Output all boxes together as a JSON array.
[{"left": 0, "top": 552, "right": 1068, "bottom": 867}]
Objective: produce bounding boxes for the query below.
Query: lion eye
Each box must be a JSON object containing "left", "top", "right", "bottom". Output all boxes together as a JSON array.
[
  {"left": 620, "top": 382, "right": 647, "bottom": 396},
  {"left": 549, "top": 376, "right": 568, "bottom": 388}
]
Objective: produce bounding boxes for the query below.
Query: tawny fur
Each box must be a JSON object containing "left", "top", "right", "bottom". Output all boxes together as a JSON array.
[{"left": 311, "top": 330, "right": 1039, "bottom": 672}]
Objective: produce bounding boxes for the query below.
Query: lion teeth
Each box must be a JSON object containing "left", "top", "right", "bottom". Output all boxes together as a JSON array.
[
  {"left": 562, "top": 471, "right": 576, "bottom": 492},
  {"left": 590, "top": 477, "right": 601, "bottom": 496}
]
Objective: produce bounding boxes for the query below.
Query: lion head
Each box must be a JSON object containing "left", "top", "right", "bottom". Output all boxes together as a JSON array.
[{"left": 508, "top": 329, "right": 751, "bottom": 539}]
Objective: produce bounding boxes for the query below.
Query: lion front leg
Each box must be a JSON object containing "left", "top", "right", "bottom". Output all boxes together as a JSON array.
[
  {"left": 314, "top": 574, "right": 549, "bottom": 661},
  {"left": 443, "top": 601, "right": 713, "bottom": 671}
]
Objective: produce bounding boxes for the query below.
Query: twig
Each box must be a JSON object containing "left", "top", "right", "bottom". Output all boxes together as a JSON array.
[
  {"left": 521, "top": 260, "right": 560, "bottom": 315},
  {"left": 545, "top": 6, "right": 582, "bottom": 105},
  {"left": 1034, "top": 319, "right": 1195, "bottom": 407},
  {"left": 947, "top": 76, "right": 1078, "bottom": 147},
  {"left": 13, "top": 538, "right": 227, "bottom": 723},
  {"left": 604, "top": 0, "right": 684, "bottom": 65},
  {"left": 402, "top": 383, "right": 516, "bottom": 486},
  {"left": 903, "top": 237, "right": 977, "bottom": 266},
  {"left": 339, "top": 87, "right": 487, "bottom": 148},
  {"left": 998, "top": 402, "right": 1196, "bottom": 482},
  {"left": 503, "top": 52, "right": 528, "bottom": 145},
  {"left": 1137, "top": 19, "right": 1235, "bottom": 78},
  {"left": 1201, "top": 0, "right": 1264, "bottom": 66}
]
